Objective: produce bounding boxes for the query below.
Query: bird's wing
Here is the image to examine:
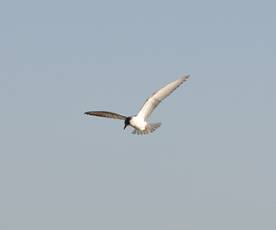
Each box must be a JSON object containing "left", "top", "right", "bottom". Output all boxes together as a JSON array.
[
  {"left": 137, "top": 75, "right": 190, "bottom": 120},
  {"left": 84, "top": 111, "right": 127, "bottom": 120}
]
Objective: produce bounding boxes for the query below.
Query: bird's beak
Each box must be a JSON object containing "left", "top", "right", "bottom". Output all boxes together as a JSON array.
[{"left": 124, "top": 124, "right": 128, "bottom": 130}]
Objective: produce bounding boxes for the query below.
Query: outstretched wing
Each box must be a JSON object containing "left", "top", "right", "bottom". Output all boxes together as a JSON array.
[
  {"left": 137, "top": 75, "right": 190, "bottom": 120},
  {"left": 84, "top": 111, "right": 127, "bottom": 120}
]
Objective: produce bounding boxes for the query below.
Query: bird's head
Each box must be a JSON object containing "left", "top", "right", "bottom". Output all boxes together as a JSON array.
[{"left": 124, "top": 117, "right": 131, "bottom": 129}]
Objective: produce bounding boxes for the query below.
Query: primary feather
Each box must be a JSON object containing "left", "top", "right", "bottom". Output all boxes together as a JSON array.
[{"left": 84, "top": 111, "right": 127, "bottom": 120}]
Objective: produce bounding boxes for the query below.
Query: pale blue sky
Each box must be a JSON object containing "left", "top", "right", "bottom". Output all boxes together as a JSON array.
[{"left": 0, "top": 0, "right": 276, "bottom": 230}]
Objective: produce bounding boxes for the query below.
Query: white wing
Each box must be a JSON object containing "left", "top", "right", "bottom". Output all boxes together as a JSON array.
[{"left": 137, "top": 75, "right": 190, "bottom": 120}]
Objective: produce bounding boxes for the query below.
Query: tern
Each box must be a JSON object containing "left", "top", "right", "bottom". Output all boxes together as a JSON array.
[{"left": 85, "top": 75, "right": 190, "bottom": 135}]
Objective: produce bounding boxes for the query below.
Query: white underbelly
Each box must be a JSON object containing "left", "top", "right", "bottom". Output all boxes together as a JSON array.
[{"left": 130, "top": 116, "right": 147, "bottom": 130}]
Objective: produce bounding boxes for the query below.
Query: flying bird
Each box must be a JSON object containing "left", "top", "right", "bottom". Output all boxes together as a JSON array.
[{"left": 85, "top": 75, "right": 190, "bottom": 135}]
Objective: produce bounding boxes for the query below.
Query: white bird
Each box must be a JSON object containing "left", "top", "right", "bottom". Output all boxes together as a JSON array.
[{"left": 85, "top": 75, "right": 190, "bottom": 135}]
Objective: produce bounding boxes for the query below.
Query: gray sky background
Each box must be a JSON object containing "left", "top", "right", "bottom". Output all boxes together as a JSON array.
[{"left": 0, "top": 1, "right": 276, "bottom": 229}]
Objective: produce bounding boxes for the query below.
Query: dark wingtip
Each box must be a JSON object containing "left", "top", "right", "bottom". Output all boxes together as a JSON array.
[{"left": 182, "top": 74, "right": 190, "bottom": 80}]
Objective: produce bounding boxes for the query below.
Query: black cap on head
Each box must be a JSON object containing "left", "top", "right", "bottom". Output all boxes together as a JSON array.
[{"left": 124, "top": 117, "right": 131, "bottom": 129}]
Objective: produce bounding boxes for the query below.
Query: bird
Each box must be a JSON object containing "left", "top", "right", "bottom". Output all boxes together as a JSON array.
[{"left": 84, "top": 75, "right": 190, "bottom": 135}]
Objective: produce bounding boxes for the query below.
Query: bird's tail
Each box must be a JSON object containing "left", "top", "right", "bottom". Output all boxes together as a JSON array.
[{"left": 132, "top": 122, "right": 161, "bottom": 135}]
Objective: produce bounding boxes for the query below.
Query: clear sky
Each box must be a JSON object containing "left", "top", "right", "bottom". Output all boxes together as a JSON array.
[{"left": 0, "top": 0, "right": 276, "bottom": 229}]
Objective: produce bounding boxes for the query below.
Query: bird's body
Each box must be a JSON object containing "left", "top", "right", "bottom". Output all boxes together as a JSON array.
[
  {"left": 129, "top": 116, "right": 147, "bottom": 131},
  {"left": 85, "top": 75, "right": 190, "bottom": 135}
]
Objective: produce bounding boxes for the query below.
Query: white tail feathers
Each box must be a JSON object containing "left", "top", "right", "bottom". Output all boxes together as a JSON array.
[{"left": 132, "top": 122, "right": 161, "bottom": 135}]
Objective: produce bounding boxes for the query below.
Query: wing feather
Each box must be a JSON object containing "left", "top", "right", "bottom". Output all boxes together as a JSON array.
[
  {"left": 84, "top": 111, "right": 127, "bottom": 120},
  {"left": 137, "top": 75, "right": 190, "bottom": 119}
]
